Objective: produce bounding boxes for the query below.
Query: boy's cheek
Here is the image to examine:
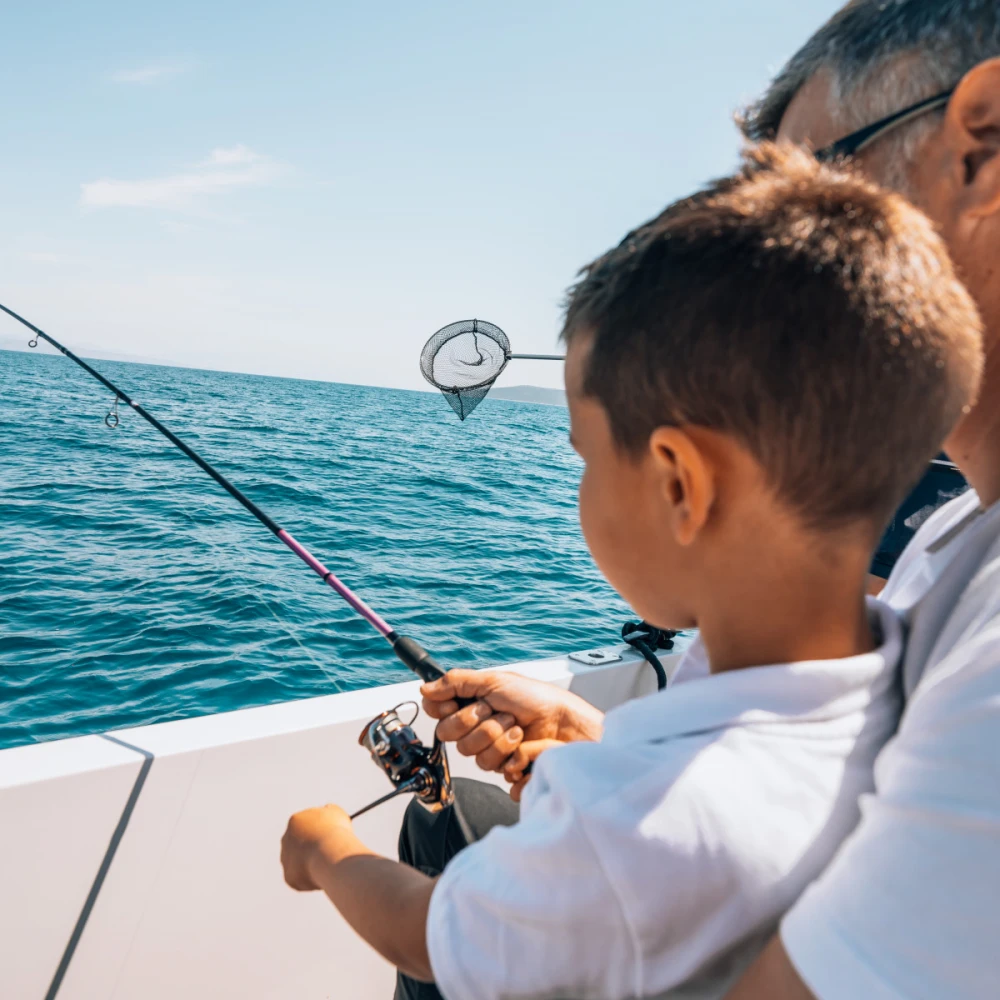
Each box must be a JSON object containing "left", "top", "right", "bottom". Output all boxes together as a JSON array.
[
  {"left": 577, "top": 469, "right": 612, "bottom": 570},
  {"left": 578, "top": 466, "right": 645, "bottom": 602},
  {"left": 579, "top": 468, "right": 695, "bottom": 631}
]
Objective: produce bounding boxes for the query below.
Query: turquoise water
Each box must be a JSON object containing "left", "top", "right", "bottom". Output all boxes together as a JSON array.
[{"left": 0, "top": 347, "right": 634, "bottom": 749}]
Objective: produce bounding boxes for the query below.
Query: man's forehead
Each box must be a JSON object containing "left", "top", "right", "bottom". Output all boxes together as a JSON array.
[{"left": 775, "top": 70, "right": 841, "bottom": 151}]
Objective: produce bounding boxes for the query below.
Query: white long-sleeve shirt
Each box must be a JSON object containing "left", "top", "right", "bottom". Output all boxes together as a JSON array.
[
  {"left": 782, "top": 491, "right": 1000, "bottom": 1000},
  {"left": 426, "top": 599, "right": 903, "bottom": 1000}
]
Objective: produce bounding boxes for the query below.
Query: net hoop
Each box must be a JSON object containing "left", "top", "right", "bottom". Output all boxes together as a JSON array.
[
  {"left": 419, "top": 319, "right": 512, "bottom": 420},
  {"left": 419, "top": 319, "right": 510, "bottom": 392}
]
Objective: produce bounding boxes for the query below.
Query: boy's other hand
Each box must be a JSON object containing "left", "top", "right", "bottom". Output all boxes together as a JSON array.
[
  {"left": 421, "top": 669, "right": 604, "bottom": 772},
  {"left": 281, "top": 803, "right": 355, "bottom": 891}
]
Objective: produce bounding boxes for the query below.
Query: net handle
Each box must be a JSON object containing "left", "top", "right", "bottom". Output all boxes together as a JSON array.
[{"left": 507, "top": 353, "right": 564, "bottom": 361}]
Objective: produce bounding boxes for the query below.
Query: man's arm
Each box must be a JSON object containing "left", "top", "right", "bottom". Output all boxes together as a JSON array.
[
  {"left": 281, "top": 804, "right": 436, "bottom": 982},
  {"left": 725, "top": 936, "right": 815, "bottom": 1000}
]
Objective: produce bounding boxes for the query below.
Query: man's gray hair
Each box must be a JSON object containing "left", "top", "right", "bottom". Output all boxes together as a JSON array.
[{"left": 743, "top": 0, "right": 1000, "bottom": 191}]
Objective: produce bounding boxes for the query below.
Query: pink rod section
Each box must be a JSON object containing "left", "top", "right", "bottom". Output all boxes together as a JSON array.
[{"left": 277, "top": 529, "right": 393, "bottom": 637}]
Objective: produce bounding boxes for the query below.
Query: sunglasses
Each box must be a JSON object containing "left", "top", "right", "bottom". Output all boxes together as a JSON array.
[{"left": 814, "top": 88, "right": 955, "bottom": 162}]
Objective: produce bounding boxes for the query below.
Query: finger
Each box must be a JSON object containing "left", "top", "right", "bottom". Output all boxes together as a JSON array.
[
  {"left": 420, "top": 669, "right": 496, "bottom": 703},
  {"left": 455, "top": 713, "right": 517, "bottom": 758},
  {"left": 474, "top": 726, "right": 524, "bottom": 773},
  {"left": 280, "top": 840, "right": 311, "bottom": 891},
  {"left": 502, "top": 739, "right": 562, "bottom": 781},
  {"left": 422, "top": 695, "right": 459, "bottom": 720},
  {"left": 419, "top": 677, "right": 457, "bottom": 702},
  {"left": 510, "top": 775, "right": 531, "bottom": 803},
  {"left": 282, "top": 863, "right": 312, "bottom": 892},
  {"left": 434, "top": 699, "right": 495, "bottom": 743},
  {"left": 503, "top": 745, "right": 531, "bottom": 780}
]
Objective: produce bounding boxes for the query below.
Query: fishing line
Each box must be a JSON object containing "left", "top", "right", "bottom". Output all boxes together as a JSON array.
[
  {"left": 175, "top": 503, "right": 350, "bottom": 694},
  {"left": 1, "top": 302, "right": 459, "bottom": 690}
]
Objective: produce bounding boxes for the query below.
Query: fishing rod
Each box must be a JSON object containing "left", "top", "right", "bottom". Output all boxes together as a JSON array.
[{"left": 0, "top": 301, "right": 463, "bottom": 693}]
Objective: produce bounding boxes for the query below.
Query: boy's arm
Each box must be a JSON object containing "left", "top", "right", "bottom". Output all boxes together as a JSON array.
[
  {"left": 284, "top": 749, "right": 641, "bottom": 1000},
  {"left": 281, "top": 804, "right": 436, "bottom": 982}
]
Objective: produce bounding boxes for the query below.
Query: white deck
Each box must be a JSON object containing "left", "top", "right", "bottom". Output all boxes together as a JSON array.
[{"left": 0, "top": 642, "right": 685, "bottom": 1000}]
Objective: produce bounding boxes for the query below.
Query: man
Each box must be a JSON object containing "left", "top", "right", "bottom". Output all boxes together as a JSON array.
[
  {"left": 412, "top": 3, "right": 1000, "bottom": 996},
  {"left": 721, "top": 2, "right": 1000, "bottom": 996}
]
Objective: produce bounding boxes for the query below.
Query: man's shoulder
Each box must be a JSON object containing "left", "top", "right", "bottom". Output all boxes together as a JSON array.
[
  {"left": 949, "top": 525, "right": 1000, "bottom": 620},
  {"left": 891, "top": 492, "right": 1000, "bottom": 694},
  {"left": 919, "top": 529, "right": 1000, "bottom": 692}
]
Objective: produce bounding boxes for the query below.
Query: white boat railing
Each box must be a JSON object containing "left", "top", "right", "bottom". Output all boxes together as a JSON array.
[{"left": 0, "top": 641, "right": 686, "bottom": 1000}]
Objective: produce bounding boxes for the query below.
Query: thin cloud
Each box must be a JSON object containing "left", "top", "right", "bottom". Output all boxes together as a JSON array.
[
  {"left": 111, "top": 64, "right": 187, "bottom": 85},
  {"left": 203, "top": 145, "right": 262, "bottom": 166},
  {"left": 80, "top": 148, "right": 282, "bottom": 210},
  {"left": 20, "top": 251, "right": 61, "bottom": 263}
]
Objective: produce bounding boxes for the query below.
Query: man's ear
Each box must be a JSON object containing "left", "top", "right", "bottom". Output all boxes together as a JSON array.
[
  {"left": 947, "top": 58, "right": 1000, "bottom": 218},
  {"left": 648, "top": 426, "right": 715, "bottom": 546}
]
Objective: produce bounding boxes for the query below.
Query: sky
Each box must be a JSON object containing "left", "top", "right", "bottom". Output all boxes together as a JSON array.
[{"left": 1, "top": 0, "right": 841, "bottom": 391}]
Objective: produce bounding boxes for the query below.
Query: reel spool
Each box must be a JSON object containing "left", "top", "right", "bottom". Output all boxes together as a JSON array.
[{"left": 351, "top": 702, "right": 455, "bottom": 820}]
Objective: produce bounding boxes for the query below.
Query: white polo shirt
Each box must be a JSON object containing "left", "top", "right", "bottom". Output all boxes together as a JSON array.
[
  {"left": 781, "top": 491, "right": 1000, "bottom": 1000},
  {"left": 427, "top": 599, "right": 903, "bottom": 1000}
]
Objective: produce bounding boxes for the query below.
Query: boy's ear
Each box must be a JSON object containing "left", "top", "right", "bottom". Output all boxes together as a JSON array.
[
  {"left": 648, "top": 427, "right": 715, "bottom": 546},
  {"left": 948, "top": 58, "right": 1000, "bottom": 219}
]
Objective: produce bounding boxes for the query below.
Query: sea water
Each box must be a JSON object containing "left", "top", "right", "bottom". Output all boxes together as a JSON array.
[{"left": 0, "top": 348, "right": 636, "bottom": 749}]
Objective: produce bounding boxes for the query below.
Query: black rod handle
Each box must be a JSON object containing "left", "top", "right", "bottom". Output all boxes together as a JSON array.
[{"left": 391, "top": 634, "right": 475, "bottom": 707}]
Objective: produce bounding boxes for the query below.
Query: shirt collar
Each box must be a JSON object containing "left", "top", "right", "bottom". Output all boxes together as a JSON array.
[
  {"left": 925, "top": 489, "right": 986, "bottom": 554},
  {"left": 601, "top": 597, "right": 902, "bottom": 746}
]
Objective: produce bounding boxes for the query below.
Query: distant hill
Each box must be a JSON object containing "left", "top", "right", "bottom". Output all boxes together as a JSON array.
[{"left": 491, "top": 385, "right": 566, "bottom": 406}]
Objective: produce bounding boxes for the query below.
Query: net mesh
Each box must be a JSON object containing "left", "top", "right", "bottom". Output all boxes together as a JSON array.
[{"left": 419, "top": 319, "right": 511, "bottom": 420}]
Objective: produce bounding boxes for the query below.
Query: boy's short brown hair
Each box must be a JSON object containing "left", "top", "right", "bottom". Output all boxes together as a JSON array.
[{"left": 562, "top": 143, "right": 983, "bottom": 530}]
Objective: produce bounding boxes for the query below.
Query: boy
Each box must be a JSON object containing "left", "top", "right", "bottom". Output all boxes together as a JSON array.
[{"left": 280, "top": 144, "right": 982, "bottom": 999}]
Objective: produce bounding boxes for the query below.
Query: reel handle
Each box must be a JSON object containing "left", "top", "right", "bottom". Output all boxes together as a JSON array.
[
  {"left": 349, "top": 775, "right": 426, "bottom": 821},
  {"left": 390, "top": 634, "right": 475, "bottom": 708}
]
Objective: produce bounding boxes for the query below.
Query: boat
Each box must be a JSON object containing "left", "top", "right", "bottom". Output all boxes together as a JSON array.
[{"left": 0, "top": 638, "right": 689, "bottom": 999}]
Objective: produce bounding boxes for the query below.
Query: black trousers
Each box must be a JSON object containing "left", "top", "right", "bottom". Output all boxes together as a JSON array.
[{"left": 394, "top": 777, "right": 520, "bottom": 1000}]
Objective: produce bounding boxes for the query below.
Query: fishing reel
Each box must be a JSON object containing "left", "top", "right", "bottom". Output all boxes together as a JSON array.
[{"left": 350, "top": 701, "right": 455, "bottom": 820}]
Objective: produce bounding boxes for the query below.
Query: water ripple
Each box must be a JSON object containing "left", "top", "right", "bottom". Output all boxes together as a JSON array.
[{"left": 0, "top": 348, "right": 636, "bottom": 749}]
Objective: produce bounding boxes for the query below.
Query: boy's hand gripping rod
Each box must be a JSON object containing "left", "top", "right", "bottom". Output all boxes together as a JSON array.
[{"left": 0, "top": 302, "right": 470, "bottom": 700}]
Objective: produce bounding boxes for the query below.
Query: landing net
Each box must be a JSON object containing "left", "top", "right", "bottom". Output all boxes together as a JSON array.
[{"left": 420, "top": 319, "right": 510, "bottom": 420}]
